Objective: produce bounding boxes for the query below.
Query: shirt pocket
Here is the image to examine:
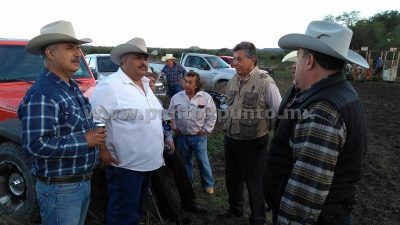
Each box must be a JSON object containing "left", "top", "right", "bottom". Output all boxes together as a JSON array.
[
  {"left": 242, "top": 92, "right": 258, "bottom": 109},
  {"left": 226, "top": 90, "right": 237, "bottom": 106},
  {"left": 62, "top": 105, "right": 85, "bottom": 129},
  {"left": 239, "top": 119, "right": 258, "bottom": 138},
  {"left": 194, "top": 107, "right": 206, "bottom": 120}
]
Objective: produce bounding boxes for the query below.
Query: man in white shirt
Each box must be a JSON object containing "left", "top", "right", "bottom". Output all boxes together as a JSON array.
[
  {"left": 168, "top": 71, "right": 217, "bottom": 194},
  {"left": 90, "top": 37, "right": 164, "bottom": 225}
]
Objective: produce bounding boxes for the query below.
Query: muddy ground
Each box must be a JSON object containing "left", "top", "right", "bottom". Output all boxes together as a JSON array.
[{"left": 350, "top": 81, "right": 400, "bottom": 225}]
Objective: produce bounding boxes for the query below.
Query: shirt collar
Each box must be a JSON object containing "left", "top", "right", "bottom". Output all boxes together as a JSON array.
[
  {"left": 118, "top": 68, "right": 150, "bottom": 86},
  {"left": 179, "top": 90, "right": 204, "bottom": 98},
  {"left": 43, "top": 67, "right": 79, "bottom": 91},
  {"left": 236, "top": 66, "right": 258, "bottom": 83},
  {"left": 294, "top": 72, "right": 345, "bottom": 104}
]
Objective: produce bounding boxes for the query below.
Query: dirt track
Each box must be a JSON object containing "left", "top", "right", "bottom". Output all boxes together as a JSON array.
[{"left": 351, "top": 81, "right": 400, "bottom": 225}]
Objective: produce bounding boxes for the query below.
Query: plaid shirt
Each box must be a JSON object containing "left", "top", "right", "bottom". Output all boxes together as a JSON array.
[
  {"left": 161, "top": 62, "right": 186, "bottom": 85},
  {"left": 18, "top": 68, "right": 99, "bottom": 177},
  {"left": 277, "top": 101, "right": 347, "bottom": 225}
]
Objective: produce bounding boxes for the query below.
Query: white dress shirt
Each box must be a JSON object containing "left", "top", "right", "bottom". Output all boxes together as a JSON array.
[
  {"left": 168, "top": 90, "right": 217, "bottom": 135},
  {"left": 264, "top": 82, "right": 282, "bottom": 117},
  {"left": 90, "top": 68, "right": 164, "bottom": 171},
  {"left": 243, "top": 67, "right": 282, "bottom": 116}
]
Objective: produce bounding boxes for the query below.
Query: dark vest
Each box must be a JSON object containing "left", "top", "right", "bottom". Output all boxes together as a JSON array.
[{"left": 264, "top": 73, "right": 367, "bottom": 212}]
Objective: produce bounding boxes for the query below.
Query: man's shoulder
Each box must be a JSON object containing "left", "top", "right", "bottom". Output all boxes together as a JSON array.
[
  {"left": 255, "top": 68, "right": 275, "bottom": 83},
  {"left": 199, "top": 90, "right": 213, "bottom": 99},
  {"left": 227, "top": 75, "right": 238, "bottom": 85},
  {"left": 100, "top": 72, "right": 123, "bottom": 85},
  {"left": 25, "top": 75, "right": 62, "bottom": 100}
]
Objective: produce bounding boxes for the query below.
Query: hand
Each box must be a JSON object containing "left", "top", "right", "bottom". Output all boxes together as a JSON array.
[
  {"left": 170, "top": 120, "right": 175, "bottom": 128},
  {"left": 197, "top": 130, "right": 206, "bottom": 136},
  {"left": 85, "top": 128, "right": 106, "bottom": 148},
  {"left": 99, "top": 144, "right": 119, "bottom": 167},
  {"left": 165, "top": 140, "right": 175, "bottom": 155}
]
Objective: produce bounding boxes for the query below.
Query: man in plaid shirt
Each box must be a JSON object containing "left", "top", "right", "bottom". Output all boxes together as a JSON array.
[
  {"left": 18, "top": 21, "right": 106, "bottom": 225},
  {"left": 264, "top": 21, "right": 368, "bottom": 225},
  {"left": 161, "top": 54, "right": 186, "bottom": 98}
]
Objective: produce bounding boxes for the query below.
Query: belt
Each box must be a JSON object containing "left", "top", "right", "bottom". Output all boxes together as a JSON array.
[
  {"left": 36, "top": 172, "right": 92, "bottom": 184},
  {"left": 180, "top": 133, "right": 197, "bottom": 136}
]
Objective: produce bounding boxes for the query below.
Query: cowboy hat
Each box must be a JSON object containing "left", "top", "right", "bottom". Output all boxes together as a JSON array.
[
  {"left": 161, "top": 54, "right": 176, "bottom": 62},
  {"left": 26, "top": 20, "right": 92, "bottom": 55},
  {"left": 282, "top": 51, "right": 298, "bottom": 63},
  {"left": 110, "top": 37, "right": 157, "bottom": 65},
  {"left": 278, "top": 21, "right": 369, "bottom": 68}
]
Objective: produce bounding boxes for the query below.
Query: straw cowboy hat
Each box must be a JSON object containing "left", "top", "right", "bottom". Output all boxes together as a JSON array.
[
  {"left": 161, "top": 54, "right": 176, "bottom": 62},
  {"left": 278, "top": 21, "right": 369, "bottom": 68},
  {"left": 26, "top": 20, "right": 92, "bottom": 55},
  {"left": 110, "top": 37, "right": 157, "bottom": 65},
  {"left": 282, "top": 51, "right": 298, "bottom": 63}
]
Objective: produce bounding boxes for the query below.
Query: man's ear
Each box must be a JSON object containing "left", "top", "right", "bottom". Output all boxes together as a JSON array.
[
  {"left": 44, "top": 47, "right": 55, "bottom": 60},
  {"left": 305, "top": 53, "right": 315, "bottom": 70},
  {"left": 251, "top": 56, "right": 256, "bottom": 65}
]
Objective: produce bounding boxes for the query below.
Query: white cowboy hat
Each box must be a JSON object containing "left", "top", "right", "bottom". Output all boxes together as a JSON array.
[
  {"left": 282, "top": 51, "right": 298, "bottom": 63},
  {"left": 110, "top": 37, "right": 157, "bottom": 65},
  {"left": 161, "top": 54, "right": 176, "bottom": 62},
  {"left": 26, "top": 20, "right": 92, "bottom": 55},
  {"left": 278, "top": 21, "right": 369, "bottom": 68}
]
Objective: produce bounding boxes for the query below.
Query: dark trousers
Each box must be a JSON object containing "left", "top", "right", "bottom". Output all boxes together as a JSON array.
[
  {"left": 105, "top": 166, "right": 151, "bottom": 225},
  {"left": 317, "top": 203, "right": 352, "bottom": 225},
  {"left": 167, "top": 84, "right": 183, "bottom": 98},
  {"left": 151, "top": 151, "right": 196, "bottom": 219},
  {"left": 224, "top": 135, "right": 267, "bottom": 225}
]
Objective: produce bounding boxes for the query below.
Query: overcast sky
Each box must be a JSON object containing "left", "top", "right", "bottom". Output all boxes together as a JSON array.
[{"left": 2, "top": 0, "right": 399, "bottom": 49}]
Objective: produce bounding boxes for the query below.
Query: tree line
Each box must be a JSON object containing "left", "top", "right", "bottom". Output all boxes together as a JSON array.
[{"left": 324, "top": 10, "right": 399, "bottom": 51}]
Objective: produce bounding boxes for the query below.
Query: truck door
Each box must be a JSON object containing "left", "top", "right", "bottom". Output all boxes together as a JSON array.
[{"left": 183, "top": 55, "right": 213, "bottom": 90}]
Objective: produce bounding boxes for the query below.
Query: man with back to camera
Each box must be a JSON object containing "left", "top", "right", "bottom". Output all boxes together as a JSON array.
[
  {"left": 264, "top": 21, "right": 369, "bottom": 225},
  {"left": 18, "top": 20, "right": 106, "bottom": 225}
]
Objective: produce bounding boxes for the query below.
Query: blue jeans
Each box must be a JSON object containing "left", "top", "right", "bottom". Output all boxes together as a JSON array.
[
  {"left": 35, "top": 180, "right": 90, "bottom": 225},
  {"left": 176, "top": 134, "right": 214, "bottom": 188},
  {"left": 167, "top": 84, "right": 183, "bottom": 98},
  {"left": 105, "top": 166, "right": 151, "bottom": 225}
]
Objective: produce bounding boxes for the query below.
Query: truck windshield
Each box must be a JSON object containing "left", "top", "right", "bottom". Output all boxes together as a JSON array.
[
  {"left": 0, "top": 45, "right": 91, "bottom": 82},
  {"left": 205, "top": 56, "right": 231, "bottom": 69},
  {"left": 97, "top": 56, "right": 119, "bottom": 72}
]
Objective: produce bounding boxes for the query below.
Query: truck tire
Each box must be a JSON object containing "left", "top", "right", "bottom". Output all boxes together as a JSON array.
[
  {"left": 0, "top": 142, "right": 39, "bottom": 224},
  {"left": 217, "top": 80, "right": 228, "bottom": 94}
]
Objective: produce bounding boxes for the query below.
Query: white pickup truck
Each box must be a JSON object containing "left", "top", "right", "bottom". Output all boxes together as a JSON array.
[{"left": 149, "top": 53, "right": 236, "bottom": 94}]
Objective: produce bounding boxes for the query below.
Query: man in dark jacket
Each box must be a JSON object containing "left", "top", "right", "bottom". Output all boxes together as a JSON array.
[{"left": 264, "top": 21, "right": 369, "bottom": 225}]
